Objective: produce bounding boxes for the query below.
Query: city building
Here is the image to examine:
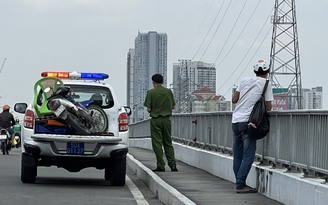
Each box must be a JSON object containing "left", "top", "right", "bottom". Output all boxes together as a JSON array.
[
  {"left": 172, "top": 60, "right": 216, "bottom": 112},
  {"left": 190, "top": 87, "right": 230, "bottom": 112},
  {"left": 271, "top": 86, "right": 323, "bottom": 110},
  {"left": 126, "top": 31, "right": 168, "bottom": 122},
  {"left": 302, "top": 86, "right": 323, "bottom": 109}
]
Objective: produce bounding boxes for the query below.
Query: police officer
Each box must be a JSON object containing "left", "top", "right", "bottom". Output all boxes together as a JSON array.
[{"left": 144, "top": 74, "right": 178, "bottom": 172}]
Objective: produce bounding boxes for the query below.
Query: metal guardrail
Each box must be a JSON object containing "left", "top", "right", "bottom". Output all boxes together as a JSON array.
[{"left": 129, "top": 110, "right": 328, "bottom": 177}]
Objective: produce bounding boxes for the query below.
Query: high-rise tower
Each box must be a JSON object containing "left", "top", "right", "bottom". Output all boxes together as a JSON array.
[
  {"left": 269, "top": 0, "right": 302, "bottom": 110},
  {"left": 127, "top": 31, "right": 167, "bottom": 121}
]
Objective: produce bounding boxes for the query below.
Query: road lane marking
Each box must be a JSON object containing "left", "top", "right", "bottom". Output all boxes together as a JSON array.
[{"left": 126, "top": 175, "right": 150, "bottom": 205}]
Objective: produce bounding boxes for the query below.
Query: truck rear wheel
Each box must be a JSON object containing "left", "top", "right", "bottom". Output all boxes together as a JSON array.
[
  {"left": 104, "top": 167, "right": 112, "bottom": 181},
  {"left": 21, "top": 153, "right": 37, "bottom": 183},
  {"left": 109, "top": 157, "right": 126, "bottom": 186}
]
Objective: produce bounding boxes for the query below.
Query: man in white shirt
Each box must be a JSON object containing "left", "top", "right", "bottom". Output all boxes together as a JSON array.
[{"left": 231, "top": 59, "right": 274, "bottom": 193}]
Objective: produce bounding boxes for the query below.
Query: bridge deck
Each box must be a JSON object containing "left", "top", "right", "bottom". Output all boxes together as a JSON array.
[{"left": 129, "top": 147, "right": 283, "bottom": 205}]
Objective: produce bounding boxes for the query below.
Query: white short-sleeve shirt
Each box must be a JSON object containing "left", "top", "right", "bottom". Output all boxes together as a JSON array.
[{"left": 232, "top": 76, "right": 274, "bottom": 123}]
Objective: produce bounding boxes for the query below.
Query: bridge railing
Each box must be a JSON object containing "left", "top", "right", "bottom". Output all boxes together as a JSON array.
[{"left": 129, "top": 110, "right": 328, "bottom": 176}]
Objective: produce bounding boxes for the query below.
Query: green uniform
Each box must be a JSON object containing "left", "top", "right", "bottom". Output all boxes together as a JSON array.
[{"left": 144, "top": 85, "right": 176, "bottom": 169}]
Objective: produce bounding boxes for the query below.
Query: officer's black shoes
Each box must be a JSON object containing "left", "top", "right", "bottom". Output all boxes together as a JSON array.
[
  {"left": 152, "top": 167, "right": 165, "bottom": 172},
  {"left": 170, "top": 165, "right": 178, "bottom": 172},
  {"left": 152, "top": 165, "right": 178, "bottom": 172}
]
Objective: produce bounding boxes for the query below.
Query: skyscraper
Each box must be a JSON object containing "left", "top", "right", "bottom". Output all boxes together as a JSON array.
[
  {"left": 127, "top": 31, "right": 168, "bottom": 122},
  {"left": 172, "top": 60, "right": 216, "bottom": 112}
]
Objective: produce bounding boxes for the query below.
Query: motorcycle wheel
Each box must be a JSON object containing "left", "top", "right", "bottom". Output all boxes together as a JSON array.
[
  {"left": 66, "top": 112, "right": 92, "bottom": 135},
  {"left": 16, "top": 141, "right": 21, "bottom": 148},
  {"left": 1, "top": 141, "right": 5, "bottom": 155},
  {"left": 87, "top": 105, "right": 109, "bottom": 134},
  {"left": 6, "top": 143, "right": 9, "bottom": 154},
  {"left": 7, "top": 140, "right": 11, "bottom": 154}
]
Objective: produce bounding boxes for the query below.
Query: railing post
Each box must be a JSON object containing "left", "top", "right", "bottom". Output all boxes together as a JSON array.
[
  {"left": 192, "top": 118, "right": 197, "bottom": 143},
  {"left": 208, "top": 126, "right": 212, "bottom": 145}
]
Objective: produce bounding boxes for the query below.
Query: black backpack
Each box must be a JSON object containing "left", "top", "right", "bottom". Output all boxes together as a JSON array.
[{"left": 248, "top": 80, "right": 270, "bottom": 140}]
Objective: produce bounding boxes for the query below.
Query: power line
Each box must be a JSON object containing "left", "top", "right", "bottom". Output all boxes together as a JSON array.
[
  {"left": 199, "top": 0, "right": 233, "bottom": 61},
  {"left": 230, "top": 25, "right": 273, "bottom": 92},
  {"left": 210, "top": 0, "right": 249, "bottom": 66},
  {"left": 207, "top": 24, "right": 272, "bottom": 111},
  {"left": 216, "top": 6, "right": 274, "bottom": 95},
  {"left": 191, "top": 0, "right": 226, "bottom": 60},
  {"left": 214, "top": 0, "right": 261, "bottom": 68},
  {"left": 179, "top": 0, "right": 215, "bottom": 58},
  {"left": 0, "top": 58, "right": 7, "bottom": 74},
  {"left": 174, "top": 1, "right": 276, "bottom": 112},
  {"left": 207, "top": 25, "right": 272, "bottom": 111},
  {"left": 205, "top": 6, "right": 274, "bottom": 112}
]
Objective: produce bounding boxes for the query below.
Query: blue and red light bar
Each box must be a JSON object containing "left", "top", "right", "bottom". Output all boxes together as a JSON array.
[{"left": 41, "top": 71, "right": 109, "bottom": 80}]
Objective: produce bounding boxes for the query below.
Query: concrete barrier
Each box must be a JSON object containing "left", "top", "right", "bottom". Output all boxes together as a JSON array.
[
  {"left": 127, "top": 153, "right": 196, "bottom": 205},
  {"left": 129, "top": 138, "right": 328, "bottom": 205}
]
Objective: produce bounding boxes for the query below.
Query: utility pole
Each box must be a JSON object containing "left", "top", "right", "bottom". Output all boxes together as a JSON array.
[
  {"left": 269, "top": 0, "right": 302, "bottom": 110},
  {"left": 0, "top": 58, "right": 7, "bottom": 74}
]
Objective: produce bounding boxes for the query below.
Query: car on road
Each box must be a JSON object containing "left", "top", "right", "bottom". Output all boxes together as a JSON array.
[{"left": 15, "top": 71, "right": 131, "bottom": 186}]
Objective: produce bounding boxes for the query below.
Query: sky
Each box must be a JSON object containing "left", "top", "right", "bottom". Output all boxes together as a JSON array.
[{"left": 1, "top": 0, "right": 328, "bottom": 119}]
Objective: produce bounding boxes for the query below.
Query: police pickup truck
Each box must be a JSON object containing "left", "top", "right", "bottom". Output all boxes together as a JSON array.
[{"left": 14, "top": 71, "right": 131, "bottom": 186}]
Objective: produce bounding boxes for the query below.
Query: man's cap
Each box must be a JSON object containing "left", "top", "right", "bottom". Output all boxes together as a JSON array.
[{"left": 253, "top": 59, "right": 269, "bottom": 72}]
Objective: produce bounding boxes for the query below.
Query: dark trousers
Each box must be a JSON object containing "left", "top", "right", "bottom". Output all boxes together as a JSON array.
[{"left": 150, "top": 117, "right": 176, "bottom": 169}]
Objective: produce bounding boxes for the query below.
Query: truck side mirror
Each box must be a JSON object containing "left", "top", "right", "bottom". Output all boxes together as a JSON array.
[
  {"left": 14, "top": 103, "right": 28, "bottom": 114},
  {"left": 124, "top": 106, "right": 132, "bottom": 116}
]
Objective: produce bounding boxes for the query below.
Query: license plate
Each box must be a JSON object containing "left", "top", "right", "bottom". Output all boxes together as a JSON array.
[
  {"left": 54, "top": 104, "right": 65, "bottom": 116},
  {"left": 0, "top": 135, "right": 7, "bottom": 140},
  {"left": 66, "top": 142, "right": 84, "bottom": 155}
]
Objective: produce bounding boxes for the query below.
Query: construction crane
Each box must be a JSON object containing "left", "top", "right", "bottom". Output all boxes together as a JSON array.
[{"left": 0, "top": 58, "right": 7, "bottom": 74}]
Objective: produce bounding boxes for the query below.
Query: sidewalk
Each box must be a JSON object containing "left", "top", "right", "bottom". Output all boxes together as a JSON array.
[{"left": 128, "top": 147, "right": 283, "bottom": 205}]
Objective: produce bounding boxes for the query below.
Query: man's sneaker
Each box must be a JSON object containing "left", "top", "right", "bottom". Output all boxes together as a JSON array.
[
  {"left": 236, "top": 186, "right": 257, "bottom": 194},
  {"left": 170, "top": 165, "right": 178, "bottom": 172},
  {"left": 152, "top": 167, "right": 165, "bottom": 172}
]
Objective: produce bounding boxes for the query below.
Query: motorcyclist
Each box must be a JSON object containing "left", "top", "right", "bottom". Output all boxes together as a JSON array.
[{"left": 0, "top": 105, "right": 16, "bottom": 143}]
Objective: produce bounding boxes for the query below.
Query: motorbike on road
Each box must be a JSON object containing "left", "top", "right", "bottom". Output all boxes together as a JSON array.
[
  {"left": 13, "top": 132, "right": 21, "bottom": 148},
  {"left": 13, "top": 119, "right": 21, "bottom": 148},
  {"left": 0, "top": 128, "right": 12, "bottom": 155}
]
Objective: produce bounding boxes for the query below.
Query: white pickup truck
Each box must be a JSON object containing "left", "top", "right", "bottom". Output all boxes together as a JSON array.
[{"left": 14, "top": 71, "right": 131, "bottom": 186}]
